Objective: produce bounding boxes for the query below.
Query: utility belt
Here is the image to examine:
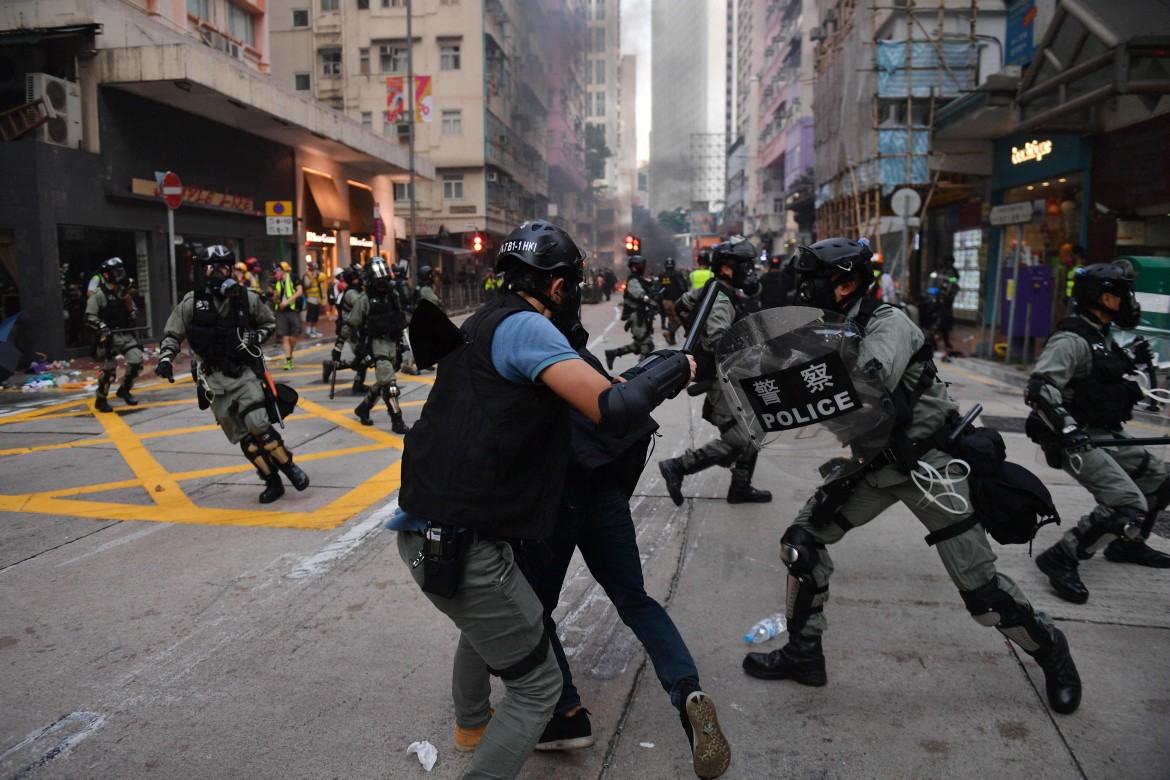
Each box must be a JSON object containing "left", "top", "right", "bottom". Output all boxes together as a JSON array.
[{"left": 200, "top": 359, "right": 248, "bottom": 379}]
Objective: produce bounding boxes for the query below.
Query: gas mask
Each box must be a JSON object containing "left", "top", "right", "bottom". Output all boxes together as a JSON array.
[
  {"left": 796, "top": 275, "right": 843, "bottom": 312},
  {"left": 206, "top": 263, "right": 232, "bottom": 294},
  {"left": 551, "top": 278, "right": 589, "bottom": 349},
  {"left": 1110, "top": 290, "right": 1142, "bottom": 330}
]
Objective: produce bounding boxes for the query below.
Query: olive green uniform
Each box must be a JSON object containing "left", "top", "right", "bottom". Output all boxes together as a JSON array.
[
  {"left": 340, "top": 290, "right": 408, "bottom": 432},
  {"left": 610, "top": 275, "right": 655, "bottom": 360},
  {"left": 86, "top": 284, "right": 143, "bottom": 408}
]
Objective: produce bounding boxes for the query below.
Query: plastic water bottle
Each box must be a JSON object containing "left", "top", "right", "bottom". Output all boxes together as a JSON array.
[{"left": 744, "top": 613, "right": 787, "bottom": 644}]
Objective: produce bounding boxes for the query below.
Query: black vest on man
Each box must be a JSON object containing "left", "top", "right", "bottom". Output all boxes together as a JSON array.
[
  {"left": 1056, "top": 316, "right": 1144, "bottom": 430},
  {"left": 399, "top": 293, "right": 571, "bottom": 539},
  {"left": 188, "top": 291, "right": 247, "bottom": 369},
  {"left": 98, "top": 284, "right": 132, "bottom": 329},
  {"left": 365, "top": 289, "right": 406, "bottom": 339}
]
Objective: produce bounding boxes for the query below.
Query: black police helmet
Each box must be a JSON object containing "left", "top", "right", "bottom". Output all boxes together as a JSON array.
[
  {"left": 342, "top": 265, "right": 364, "bottom": 287},
  {"left": 1072, "top": 262, "right": 1141, "bottom": 329},
  {"left": 495, "top": 220, "right": 585, "bottom": 284},
  {"left": 628, "top": 255, "right": 646, "bottom": 276},
  {"left": 792, "top": 237, "right": 874, "bottom": 311},
  {"left": 196, "top": 245, "right": 236, "bottom": 293},
  {"left": 368, "top": 257, "right": 391, "bottom": 280},
  {"left": 710, "top": 237, "right": 757, "bottom": 287},
  {"left": 100, "top": 256, "right": 127, "bottom": 284},
  {"left": 664, "top": 257, "right": 676, "bottom": 272}
]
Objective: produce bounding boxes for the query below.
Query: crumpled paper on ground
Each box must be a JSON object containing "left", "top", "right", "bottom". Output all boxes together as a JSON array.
[{"left": 407, "top": 739, "right": 437, "bottom": 771}]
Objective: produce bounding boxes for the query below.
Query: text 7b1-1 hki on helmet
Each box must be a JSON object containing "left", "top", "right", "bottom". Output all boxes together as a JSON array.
[{"left": 495, "top": 220, "right": 586, "bottom": 285}]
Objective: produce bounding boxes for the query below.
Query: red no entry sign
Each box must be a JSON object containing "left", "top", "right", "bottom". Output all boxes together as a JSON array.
[{"left": 160, "top": 171, "right": 183, "bottom": 209}]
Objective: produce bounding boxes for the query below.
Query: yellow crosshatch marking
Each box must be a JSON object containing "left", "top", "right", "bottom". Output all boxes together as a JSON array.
[{"left": 0, "top": 370, "right": 428, "bottom": 530}]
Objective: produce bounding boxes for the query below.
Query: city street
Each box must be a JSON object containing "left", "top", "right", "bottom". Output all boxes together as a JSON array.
[{"left": 2, "top": 299, "right": 1169, "bottom": 779}]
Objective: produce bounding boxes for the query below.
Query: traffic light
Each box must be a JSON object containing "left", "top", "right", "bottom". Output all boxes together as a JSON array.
[
  {"left": 625, "top": 234, "right": 640, "bottom": 256},
  {"left": 472, "top": 233, "right": 485, "bottom": 254}
]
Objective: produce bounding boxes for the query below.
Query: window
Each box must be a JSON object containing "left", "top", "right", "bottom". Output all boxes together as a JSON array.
[
  {"left": 357, "top": 0, "right": 368, "bottom": 7},
  {"left": 188, "top": 0, "right": 210, "bottom": 18},
  {"left": 595, "top": 60, "right": 605, "bottom": 85},
  {"left": 361, "top": 111, "right": 373, "bottom": 128},
  {"left": 440, "top": 0, "right": 458, "bottom": 4},
  {"left": 359, "top": 47, "right": 370, "bottom": 74},
  {"left": 443, "top": 175, "right": 464, "bottom": 200},
  {"left": 380, "top": 44, "right": 408, "bottom": 73},
  {"left": 441, "top": 110, "right": 462, "bottom": 135},
  {"left": 394, "top": 182, "right": 415, "bottom": 200},
  {"left": 292, "top": 8, "right": 309, "bottom": 26},
  {"left": 594, "top": 91, "right": 605, "bottom": 117},
  {"left": 381, "top": 0, "right": 405, "bottom": 7},
  {"left": 321, "top": 49, "right": 341, "bottom": 77},
  {"left": 321, "top": 0, "right": 338, "bottom": 10},
  {"left": 595, "top": 0, "right": 604, "bottom": 20},
  {"left": 592, "top": 27, "right": 605, "bottom": 52},
  {"left": 295, "top": 72, "right": 311, "bottom": 90},
  {"left": 228, "top": 4, "right": 256, "bottom": 46},
  {"left": 440, "top": 43, "right": 461, "bottom": 70}
]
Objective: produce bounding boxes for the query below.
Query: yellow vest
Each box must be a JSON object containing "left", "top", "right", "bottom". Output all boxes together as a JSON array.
[{"left": 690, "top": 268, "right": 714, "bottom": 291}]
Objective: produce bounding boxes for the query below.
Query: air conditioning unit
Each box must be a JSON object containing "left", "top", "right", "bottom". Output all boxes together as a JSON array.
[
  {"left": 809, "top": 27, "right": 826, "bottom": 42},
  {"left": 25, "top": 73, "right": 81, "bottom": 148},
  {"left": 486, "top": 171, "right": 499, "bottom": 183},
  {"left": 227, "top": 41, "right": 244, "bottom": 60},
  {"left": 201, "top": 28, "right": 228, "bottom": 52},
  {"left": 396, "top": 122, "right": 411, "bottom": 140}
]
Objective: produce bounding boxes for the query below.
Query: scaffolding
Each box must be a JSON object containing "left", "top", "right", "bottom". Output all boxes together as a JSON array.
[{"left": 812, "top": 1, "right": 979, "bottom": 288}]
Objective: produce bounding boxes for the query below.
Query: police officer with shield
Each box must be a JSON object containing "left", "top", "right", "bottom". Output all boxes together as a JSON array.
[
  {"left": 658, "top": 238, "right": 773, "bottom": 505},
  {"left": 741, "top": 238, "right": 1081, "bottom": 716},
  {"left": 334, "top": 257, "right": 410, "bottom": 433},
  {"left": 1027, "top": 262, "right": 1170, "bottom": 605},
  {"left": 605, "top": 255, "right": 656, "bottom": 369},
  {"left": 155, "top": 246, "right": 310, "bottom": 504},
  {"left": 86, "top": 257, "right": 143, "bottom": 413}
]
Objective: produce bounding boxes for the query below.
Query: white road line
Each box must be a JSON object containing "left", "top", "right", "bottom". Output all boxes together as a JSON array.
[
  {"left": 287, "top": 498, "right": 399, "bottom": 579},
  {"left": 56, "top": 523, "right": 167, "bottom": 567},
  {"left": 0, "top": 711, "right": 106, "bottom": 775}
]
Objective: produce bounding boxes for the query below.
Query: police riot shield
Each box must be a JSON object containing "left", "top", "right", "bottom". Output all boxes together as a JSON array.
[{"left": 715, "top": 306, "right": 894, "bottom": 484}]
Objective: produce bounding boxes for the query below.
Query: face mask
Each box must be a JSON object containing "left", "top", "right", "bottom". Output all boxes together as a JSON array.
[
  {"left": 551, "top": 280, "right": 589, "bottom": 349},
  {"left": 797, "top": 276, "right": 841, "bottom": 311},
  {"left": 206, "top": 264, "right": 230, "bottom": 292},
  {"left": 1113, "top": 291, "right": 1142, "bottom": 330}
]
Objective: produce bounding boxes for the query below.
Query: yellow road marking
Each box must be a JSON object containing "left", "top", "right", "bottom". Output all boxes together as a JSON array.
[{"left": 93, "top": 400, "right": 196, "bottom": 510}]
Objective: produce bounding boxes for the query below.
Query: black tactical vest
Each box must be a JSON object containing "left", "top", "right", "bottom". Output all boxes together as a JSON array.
[
  {"left": 1056, "top": 316, "right": 1144, "bottom": 430},
  {"left": 365, "top": 290, "right": 405, "bottom": 338},
  {"left": 188, "top": 291, "right": 243, "bottom": 363},
  {"left": 98, "top": 284, "right": 131, "bottom": 329},
  {"left": 399, "top": 294, "right": 571, "bottom": 539}
]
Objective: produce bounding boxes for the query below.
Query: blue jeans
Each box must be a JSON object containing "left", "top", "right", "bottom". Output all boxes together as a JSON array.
[{"left": 529, "top": 490, "right": 700, "bottom": 714}]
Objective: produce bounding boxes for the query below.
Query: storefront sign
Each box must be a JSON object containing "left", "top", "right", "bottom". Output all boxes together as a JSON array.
[
  {"left": 306, "top": 231, "right": 337, "bottom": 244},
  {"left": 1117, "top": 221, "right": 1146, "bottom": 246},
  {"left": 990, "top": 202, "right": 1035, "bottom": 226},
  {"left": 131, "top": 177, "right": 256, "bottom": 213},
  {"left": 1010, "top": 139, "right": 1054, "bottom": 165}
]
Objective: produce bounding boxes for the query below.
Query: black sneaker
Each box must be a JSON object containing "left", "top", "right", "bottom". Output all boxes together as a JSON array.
[
  {"left": 535, "top": 708, "right": 594, "bottom": 751},
  {"left": 680, "top": 692, "right": 730, "bottom": 779}
]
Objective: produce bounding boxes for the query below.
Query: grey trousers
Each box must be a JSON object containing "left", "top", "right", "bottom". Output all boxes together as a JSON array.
[
  {"left": 789, "top": 449, "right": 1054, "bottom": 640},
  {"left": 1056, "top": 424, "right": 1168, "bottom": 557},
  {"left": 397, "top": 532, "right": 561, "bottom": 780}
]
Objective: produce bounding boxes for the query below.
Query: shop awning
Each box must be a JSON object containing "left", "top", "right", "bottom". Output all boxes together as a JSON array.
[
  {"left": 1017, "top": 0, "right": 1170, "bottom": 133},
  {"left": 304, "top": 171, "right": 350, "bottom": 231},
  {"left": 348, "top": 185, "right": 375, "bottom": 235}
]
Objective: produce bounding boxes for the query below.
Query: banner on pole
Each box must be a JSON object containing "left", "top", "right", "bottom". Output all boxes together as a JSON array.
[{"left": 386, "top": 76, "right": 433, "bottom": 124}]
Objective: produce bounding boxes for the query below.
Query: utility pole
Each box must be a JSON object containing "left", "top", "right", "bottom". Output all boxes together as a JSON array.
[{"left": 406, "top": 0, "right": 418, "bottom": 285}]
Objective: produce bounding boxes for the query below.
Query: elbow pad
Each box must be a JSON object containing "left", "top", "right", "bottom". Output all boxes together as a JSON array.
[
  {"left": 598, "top": 350, "right": 691, "bottom": 437},
  {"left": 1025, "top": 374, "right": 1069, "bottom": 431}
]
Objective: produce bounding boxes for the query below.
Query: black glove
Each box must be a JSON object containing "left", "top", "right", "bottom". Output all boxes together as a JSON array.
[
  {"left": 239, "top": 330, "right": 262, "bottom": 348},
  {"left": 1132, "top": 337, "right": 1155, "bottom": 365},
  {"left": 623, "top": 320, "right": 631, "bottom": 332},
  {"left": 331, "top": 348, "right": 342, "bottom": 364},
  {"left": 156, "top": 359, "right": 174, "bottom": 383},
  {"left": 219, "top": 278, "right": 242, "bottom": 298},
  {"left": 1059, "top": 425, "right": 1092, "bottom": 454}
]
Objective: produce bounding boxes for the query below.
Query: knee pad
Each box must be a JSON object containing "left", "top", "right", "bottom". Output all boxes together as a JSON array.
[
  {"left": 97, "top": 369, "right": 115, "bottom": 394},
  {"left": 781, "top": 527, "right": 826, "bottom": 633},
  {"left": 240, "top": 434, "right": 273, "bottom": 475},
  {"left": 259, "top": 428, "right": 292, "bottom": 465},
  {"left": 960, "top": 581, "right": 1049, "bottom": 654},
  {"left": 1076, "top": 506, "right": 1143, "bottom": 556},
  {"left": 383, "top": 384, "right": 401, "bottom": 414}
]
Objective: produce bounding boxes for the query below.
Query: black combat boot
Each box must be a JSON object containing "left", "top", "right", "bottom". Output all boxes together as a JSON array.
[
  {"left": 390, "top": 413, "right": 409, "bottom": 434},
  {"left": 354, "top": 400, "right": 373, "bottom": 426},
  {"left": 1030, "top": 628, "right": 1081, "bottom": 714},
  {"left": 659, "top": 458, "right": 687, "bottom": 505},
  {"left": 727, "top": 483, "right": 772, "bottom": 504},
  {"left": 742, "top": 633, "right": 827, "bottom": 686},
  {"left": 605, "top": 348, "right": 619, "bottom": 370},
  {"left": 1035, "top": 544, "right": 1089, "bottom": 604},
  {"left": 116, "top": 384, "right": 138, "bottom": 406},
  {"left": 1103, "top": 537, "right": 1170, "bottom": 568},
  {"left": 259, "top": 473, "right": 285, "bottom": 504},
  {"left": 95, "top": 396, "right": 114, "bottom": 413},
  {"left": 279, "top": 461, "right": 310, "bottom": 492}
]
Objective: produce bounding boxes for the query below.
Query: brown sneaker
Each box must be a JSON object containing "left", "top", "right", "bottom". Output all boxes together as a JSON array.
[
  {"left": 682, "top": 691, "right": 730, "bottom": 778},
  {"left": 454, "top": 708, "right": 493, "bottom": 753}
]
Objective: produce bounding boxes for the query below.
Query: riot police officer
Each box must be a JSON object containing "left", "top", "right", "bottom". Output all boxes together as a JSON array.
[
  {"left": 416, "top": 264, "right": 443, "bottom": 310},
  {"left": 605, "top": 255, "right": 656, "bottom": 368},
  {"left": 322, "top": 265, "right": 371, "bottom": 396},
  {"left": 86, "top": 257, "right": 143, "bottom": 413},
  {"left": 155, "top": 246, "right": 310, "bottom": 504},
  {"left": 656, "top": 257, "right": 688, "bottom": 345},
  {"left": 1027, "top": 262, "right": 1170, "bottom": 604},
  {"left": 335, "top": 257, "right": 409, "bottom": 433},
  {"left": 741, "top": 237, "right": 1080, "bottom": 716},
  {"left": 658, "top": 238, "right": 772, "bottom": 504}
]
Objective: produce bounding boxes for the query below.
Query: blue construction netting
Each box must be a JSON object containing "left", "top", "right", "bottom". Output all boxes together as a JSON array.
[{"left": 875, "top": 40, "right": 974, "bottom": 97}]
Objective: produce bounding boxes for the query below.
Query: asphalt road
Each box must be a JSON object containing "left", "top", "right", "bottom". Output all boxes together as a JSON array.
[{"left": 1, "top": 299, "right": 1168, "bottom": 779}]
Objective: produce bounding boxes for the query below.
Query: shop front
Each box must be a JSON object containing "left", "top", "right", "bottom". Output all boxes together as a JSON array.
[
  {"left": 1089, "top": 111, "right": 1170, "bottom": 262},
  {"left": 983, "top": 133, "right": 1092, "bottom": 358}
]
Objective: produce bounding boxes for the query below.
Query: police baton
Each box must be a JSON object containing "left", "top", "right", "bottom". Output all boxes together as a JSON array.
[
  {"left": 328, "top": 360, "right": 338, "bottom": 400},
  {"left": 681, "top": 280, "right": 732, "bottom": 396},
  {"left": 108, "top": 326, "right": 150, "bottom": 334},
  {"left": 1090, "top": 436, "right": 1170, "bottom": 447}
]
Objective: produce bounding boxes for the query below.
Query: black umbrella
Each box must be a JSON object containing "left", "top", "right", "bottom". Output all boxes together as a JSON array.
[{"left": 0, "top": 340, "right": 22, "bottom": 382}]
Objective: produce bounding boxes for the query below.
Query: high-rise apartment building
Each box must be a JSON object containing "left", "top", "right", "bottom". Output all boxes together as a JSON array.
[
  {"left": 0, "top": 0, "right": 420, "bottom": 358},
  {"left": 270, "top": 0, "right": 551, "bottom": 288},
  {"left": 649, "top": 0, "right": 728, "bottom": 216},
  {"left": 585, "top": 0, "right": 623, "bottom": 267}
]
